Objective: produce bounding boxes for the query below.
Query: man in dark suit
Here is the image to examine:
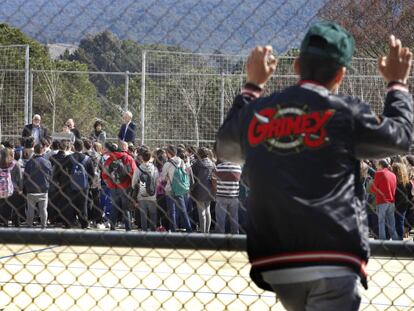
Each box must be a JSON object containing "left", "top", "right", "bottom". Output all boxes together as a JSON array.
[
  {"left": 118, "top": 111, "right": 137, "bottom": 144},
  {"left": 21, "top": 114, "right": 49, "bottom": 145}
]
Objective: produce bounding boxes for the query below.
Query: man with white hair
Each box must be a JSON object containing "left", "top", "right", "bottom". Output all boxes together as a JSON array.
[
  {"left": 118, "top": 111, "right": 136, "bottom": 144},
  {"left": 22, "top": 114, "right": 49, "bottom": 145},
  {"left": 65, "top": 118, "right": 81, "bottom": 140}
]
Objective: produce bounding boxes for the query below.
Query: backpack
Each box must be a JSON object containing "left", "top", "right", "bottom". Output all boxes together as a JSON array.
[
  {"left": 108, "top": 155, "right": 129, "bottom": 184},
  {"left": 138, "top": 165, "right": 156, "bottom": 196},
  {"left": 69, "top": 155, "right": 89, "bottom": 191},
  {"left": 169, "top": 160, "right": 190, "bottom": 196},
  {"left": 0, "top": 161, "right": 16, "bottom": 199},
  {"left": 87, "top": 151, "right": 101, "bottom": 188}
]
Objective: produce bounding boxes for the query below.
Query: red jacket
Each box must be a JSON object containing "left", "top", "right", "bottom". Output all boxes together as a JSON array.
[
  {"left": 102, "top": 151, "right": 137, "bottom": 189},
  {"left": 372, "top": 168, "right": 396, "bottom": 204}
]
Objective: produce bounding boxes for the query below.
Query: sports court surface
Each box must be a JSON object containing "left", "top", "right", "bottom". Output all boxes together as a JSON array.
[{"left": 0, "top": 243, "right": 413, "bottom": 310}]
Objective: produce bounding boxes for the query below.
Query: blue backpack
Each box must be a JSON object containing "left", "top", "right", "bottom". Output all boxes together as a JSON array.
[{"left": 70, "top": 155, "right": 89, "bottom": 191}]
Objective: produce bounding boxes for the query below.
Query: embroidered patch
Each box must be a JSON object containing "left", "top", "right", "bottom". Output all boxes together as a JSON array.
[{"left": 247, "top": 106, "right": 335, "bottom": 153}]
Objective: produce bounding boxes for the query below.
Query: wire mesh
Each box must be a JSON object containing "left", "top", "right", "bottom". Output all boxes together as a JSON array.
[
  {"left": 0, "top": 45, "right": 28, "bottom": 142},
  {"left": 0, "top": 0, "right": 414, "bottom": 310}
]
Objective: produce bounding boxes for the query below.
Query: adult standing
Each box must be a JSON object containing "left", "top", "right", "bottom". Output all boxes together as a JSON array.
[
  {"left": 22, "top": 114, "right": 49, "bottom": 145},
  {"left": 66, "top": 118, "right": 81, "bottom": 140},
  {"left": 216, "top": 23, "right": 413, "bottom": 310},
  {"left": 89, "top": 120, "right": 106, "bottom": 145},
  {"left": 118, "top": 111, "right": 137, "bottom": 144}
]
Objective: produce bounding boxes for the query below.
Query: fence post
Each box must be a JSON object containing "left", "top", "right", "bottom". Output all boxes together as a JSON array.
[
  {"left": 140, "top": 51, "right": 146, "bottom": 145},
  {"left": 220, "top": 73, "right": 225, "bottom": 125},
  {"left": 29, "top": 68, "right": 33, "bottom": 121},
  {"left": 124, "top": 71, "right": 129, "bottom": 111},
  {"left": 24, "top": 45, "right": 30, "bottom": 124}
]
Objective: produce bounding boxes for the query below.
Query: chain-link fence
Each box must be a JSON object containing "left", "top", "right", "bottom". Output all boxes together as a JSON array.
[
  {"left": 1, "top": 0, "right": 414, "bottom": 310},
  {"left": 1, "top": 231, "right": 414, "bottom": 310},
  {"left": 0, "top": 52, "right": 392, "bottom": 148}
]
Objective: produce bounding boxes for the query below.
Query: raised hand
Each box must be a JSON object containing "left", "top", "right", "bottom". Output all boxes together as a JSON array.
[
  {"left": 246, "top": 45, "right": 278, "bottom": 88},
  {"left": 378, "top": 35, "right": 412, "bottom": 84}
]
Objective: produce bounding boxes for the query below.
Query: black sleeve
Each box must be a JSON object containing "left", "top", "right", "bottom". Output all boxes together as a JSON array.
[
  {"left": 22, "top": 125, "right": 30, "bottom": 138},
  {"left": 216, "top": 94, "right": 252, "bottom": 164},
  {"left": 353, "top": 89, "right": 413, "bottom": 159}
]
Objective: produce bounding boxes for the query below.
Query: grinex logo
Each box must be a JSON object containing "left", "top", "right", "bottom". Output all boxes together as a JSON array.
[{"left": 247, "top": 106, "right": 335, "bottom": 153}]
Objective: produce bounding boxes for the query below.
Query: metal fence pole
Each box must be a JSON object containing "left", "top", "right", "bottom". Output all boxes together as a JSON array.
[
  {"left": 220, "top": 73, "right": 225, "bottom": 125},
  {"left": 29, "top": 68, "right": 33, "bottom": 120},
  {"left": 24, "top": 45, "right": 30, "bottom": 124},
  {"left": 140, "top": 51, "right": 146, "bottom": 145},
  {"left": 124, "top": 71, "right": 129, "bottom": 111}
]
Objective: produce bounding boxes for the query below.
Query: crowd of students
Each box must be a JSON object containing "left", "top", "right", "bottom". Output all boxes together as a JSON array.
[
  {"left": 0, "top": 132, "right": 248, "bottom": 233},
  {"left": 362, "top": 155, "right": 414, "bottom": 240}
]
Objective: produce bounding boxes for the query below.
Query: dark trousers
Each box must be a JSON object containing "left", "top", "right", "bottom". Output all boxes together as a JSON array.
[
  {"left": 109, "top": 188, "right": 131, "bottom": 231},
  {"left": 63, "top": 189, "right": 89, "bottom": 228},
  {"left": 0, "top": 192, "right": 25, "bottom": 227},
  {"left": 88, "top": 188, "right": 103, "bottom": 224}
]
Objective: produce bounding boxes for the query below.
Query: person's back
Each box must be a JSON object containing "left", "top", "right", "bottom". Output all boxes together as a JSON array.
[
  {"left": 373, "top": 166, "right": 397, "bottom": 205},
  {"left": 216, "top": 22, "right": 413, "bottom": 311},
  {"left": 23, "top": 144, "right": 51, "bottom": 228}
]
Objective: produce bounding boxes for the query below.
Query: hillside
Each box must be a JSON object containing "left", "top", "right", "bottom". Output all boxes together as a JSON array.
[{"left": 0, "top": 0, "right": 325, "bottom": 54}]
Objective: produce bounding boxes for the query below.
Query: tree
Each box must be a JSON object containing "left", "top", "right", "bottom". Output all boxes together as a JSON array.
[{"left": 319, "top": 1, "right": 414, "bottom": 58}]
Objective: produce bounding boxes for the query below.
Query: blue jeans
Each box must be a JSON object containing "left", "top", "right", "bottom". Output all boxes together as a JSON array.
[
  {"left": 100, "top": 184, "right": 112, "bottom": 221},
  {"left": 394, "top": 209, "right": 407, "bottom": 240},
  {"left": 109, "top": 188, "right": 131, "bottom": 231},
  {"left": 215, "top": 196, "right": 239, "bottom": 234},
  {"left": 377, "top": 203, "right": 399, "bottom": 240},
  {"left": 166, "top": 194, "right": 192, "bottom": 232}
]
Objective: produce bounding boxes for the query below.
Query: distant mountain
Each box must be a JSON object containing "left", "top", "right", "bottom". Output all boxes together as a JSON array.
[{"left": 0, "top": 0, "right": 326, "bottom": 54}]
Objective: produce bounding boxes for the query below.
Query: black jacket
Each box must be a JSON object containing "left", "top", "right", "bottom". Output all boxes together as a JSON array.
[
  {"left": 23, "top": 155, "right": 52, "bottom": 193},
  {"left": 22, "top": 124, "right": 49, "bottom": 140},
  {"left": 216, "top": 81, "right": 413, "bottom": 290},
  {"left": 53, "top": 152, "right": 95, "bottom": 191},
  {"left": 118, "top": 122, "right": 137, "bottom": 143},
  {"left": 191, "top": 158, "right": 215, "bottom": 202}
]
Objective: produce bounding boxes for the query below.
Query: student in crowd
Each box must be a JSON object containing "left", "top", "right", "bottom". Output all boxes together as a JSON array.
[
  {"left": 161, "top": 145, "right": 192, "bottom": 232},
  {"left": 212, "top": 160, "right": 241, "bottom": 234},
  {"left": 132, "top": 148, "right": 158, "bottom": 231},
  {"left": 0, "top": 147, "right": 23, "bottom": 227},
  {"left": 23, "top": 143, "right": 52, "bottom": 228},
  {"left": 191, "top": 147, "right": 215, "bottom": 233},
  {"left": 84, "top": 139, "right": 104, "bottom": 228},
  {"left": 371, "top": 159, "right": 399, "bottom": 240},
  {"left": 392, "top": 162, "right": 412, "bottom": 240},
  {"left": 102, "top": 142, "right": 137, "bottom": 231}
]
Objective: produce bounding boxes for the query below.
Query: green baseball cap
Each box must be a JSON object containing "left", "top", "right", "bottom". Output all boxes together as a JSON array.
[{"left": 300, "top": 21, "right": 355, "bottom": 67}]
